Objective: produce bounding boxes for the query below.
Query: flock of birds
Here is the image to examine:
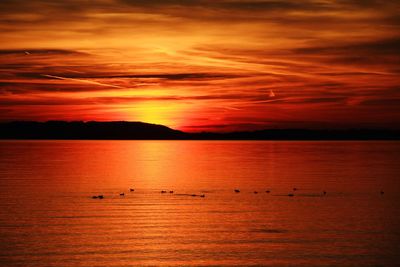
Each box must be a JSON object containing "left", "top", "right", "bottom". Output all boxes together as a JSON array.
[
  {"left": 235, "top": 187, "right": 327, "bottom": 197},
  {"left": 92, "top": 188, "right": 385, "bottom": 199},
  {"left": 92, "top": 188, "right": 205, "bottom": 199}
]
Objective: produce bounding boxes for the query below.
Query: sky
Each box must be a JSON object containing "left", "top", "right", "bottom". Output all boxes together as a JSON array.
[{"left": 0, "top": 0, "right": 399, "bottom": 132}]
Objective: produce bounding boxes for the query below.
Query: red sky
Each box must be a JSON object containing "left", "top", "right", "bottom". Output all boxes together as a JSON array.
[{"left": 0, "top": 0, "right": 399, "bottom": 132}]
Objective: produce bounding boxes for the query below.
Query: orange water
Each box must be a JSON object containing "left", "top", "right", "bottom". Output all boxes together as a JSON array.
[{"left": 1, "top": 141, "right": 399, "bottom": 266}]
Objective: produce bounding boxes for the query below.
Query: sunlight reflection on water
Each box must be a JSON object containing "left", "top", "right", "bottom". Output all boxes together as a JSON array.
[{"left": 0, "top": 141, "right": 399, "bottom": 266}]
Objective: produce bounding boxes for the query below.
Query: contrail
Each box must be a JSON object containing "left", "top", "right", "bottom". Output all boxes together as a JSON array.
[
  {"left": 223, "top": 106, "right": 242, "bottom": 110},
  {"left": 269, "top": 89, "right": 275, "bottom": 97},
  {"left": 41, "top": 74, "right": 125, "bottom": 89}
]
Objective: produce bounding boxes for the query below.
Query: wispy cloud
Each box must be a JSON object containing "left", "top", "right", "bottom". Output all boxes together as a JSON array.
[{"left": 41, "top": 74, "right": 126, "bottom": 89}]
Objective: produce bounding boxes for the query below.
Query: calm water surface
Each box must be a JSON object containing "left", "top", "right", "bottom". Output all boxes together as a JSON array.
[{"left": 0, "top": 141, "right": 399, "bottom": 266}]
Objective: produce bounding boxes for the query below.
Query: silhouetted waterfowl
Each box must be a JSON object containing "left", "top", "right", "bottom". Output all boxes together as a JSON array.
[
  {"left": 169, "top": 190, "right": 174, "bottom": 193},
  {"left": 323, "top": 191, "right": 327, "bottom": 195},
  {"left": 288, "top": 193, "right": 294, "bottom": 197},
  {"left": 120, "top": 193, "right": 125, "bottom": 196},
  {"left": 254, "top": 191, "right": 258, "bottom": 194},
  {"left": 380, "top": 191, "right": 384, "bottom": 195},
  {"left": 92, "top": 196, "right": 98, "bottom": 199},
  {"left": 161, "top": 190, "right": 167, "bottom": 193},
  {"left": 191, "top": 194, "right": 197, "bottom": 197},
  {"left": 200, "top": 194, "right": 205, "bottom": 198},
  {"left": 130, "top": 189, "right": 134, "bottom": 192},
  {"left": 265, "top": 190, "right": 270, "bottom": 193},
  {"left": 234, "top": 189, "right": 240, "bottom": 193},
  {"left": 293, "top": 188, "right": 297, "bottom": 191},
  {"left": 98, "top": 195, "right": 104, "bottom": 199}
]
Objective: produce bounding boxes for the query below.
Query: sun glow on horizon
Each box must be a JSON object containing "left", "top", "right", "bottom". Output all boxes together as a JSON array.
[{"left": 118, "top": 102, "right": 190, "bottom": 130}]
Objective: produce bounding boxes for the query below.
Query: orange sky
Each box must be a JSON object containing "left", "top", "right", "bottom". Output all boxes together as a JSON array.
[{"left": 0, "top": 0, "right": 399, "bottom": 131}]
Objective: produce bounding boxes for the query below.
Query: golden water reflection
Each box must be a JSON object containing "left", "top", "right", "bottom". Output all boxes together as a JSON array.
[{"left": 0, "top": 141, "right": 399, "bottom": 266}]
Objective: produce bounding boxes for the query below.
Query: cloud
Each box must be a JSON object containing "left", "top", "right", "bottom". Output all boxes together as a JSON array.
[
  {"left": 356, "top": 97, "right": 400, "bottom": 107},
  {"left": 40, "top": 74, "right": 126, "bottom": 89},
  {"left": 0, "top": 49, "right": 88, "bottom": 56},
  {"left": 1, "top": 0, "right": 400, "bottom": 129},
  {"left": 296, "top": 37, "right": 400, "bottom": 56},
  {"left": 38, "top": 72, "right": 240, "bottom": 81},
  {"left": 0, "top": 0, "right": 396, "bottom": 26}
]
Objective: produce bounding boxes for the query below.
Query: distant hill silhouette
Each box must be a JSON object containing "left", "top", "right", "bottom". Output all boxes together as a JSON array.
[
  {"left": 0, "top": 121, "right": 398, "bottom": 140},
  {"left": 0, "top": 121, "right": 185, "bottom": 140}
]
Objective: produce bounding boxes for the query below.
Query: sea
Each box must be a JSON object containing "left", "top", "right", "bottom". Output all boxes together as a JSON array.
[{"left": 0, "top": 140, "right": 399, "bottom": 266}]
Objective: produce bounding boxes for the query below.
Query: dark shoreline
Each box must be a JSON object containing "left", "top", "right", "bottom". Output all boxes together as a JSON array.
[{"left": 0, "top": 121, "right": 399, "bottom": 140}]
